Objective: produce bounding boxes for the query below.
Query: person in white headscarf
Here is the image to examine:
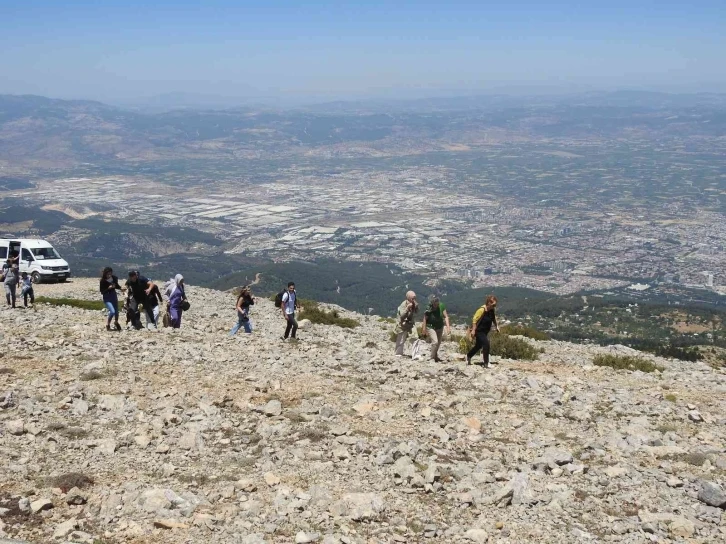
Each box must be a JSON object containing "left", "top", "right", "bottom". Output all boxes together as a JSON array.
[
  {"left": 394, "top": 290, "right": 418, "bottom": 356},
  {"left": 167, "top": 274, "right": 187, "bottom": 328}
]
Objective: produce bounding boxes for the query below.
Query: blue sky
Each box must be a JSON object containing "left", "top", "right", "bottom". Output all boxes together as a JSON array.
[{"left": 1, "top": 1, "right": 724, "bottom": 103}]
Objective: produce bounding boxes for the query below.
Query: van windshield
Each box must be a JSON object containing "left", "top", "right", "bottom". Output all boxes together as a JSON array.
[{"left": 32, "top": 247, "right": 61, "bottom": 260}]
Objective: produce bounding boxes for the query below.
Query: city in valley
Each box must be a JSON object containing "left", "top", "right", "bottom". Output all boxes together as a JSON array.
[
  {"left": 8, "top": 165, "right": 725, "bottom": 298},
  {"left": 1, "top": 92, "right": 725, "bottom": 301}
]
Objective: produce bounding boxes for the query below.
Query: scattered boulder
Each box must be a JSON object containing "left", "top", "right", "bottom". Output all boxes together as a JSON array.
[
  {"left": 30, "top": 498, "right": 53, "bottom": 513},
  {"left": 698, "top": 481, "right": 726, "bottom": 509},
  {"left": 263, "top": 400, "right": 282, "bottom": 417},
  {"left": 5, "top": 419, "right": 24, "bottom": 435}
]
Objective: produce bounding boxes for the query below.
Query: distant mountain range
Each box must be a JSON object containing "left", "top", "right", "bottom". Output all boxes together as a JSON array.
[{"left": 1, "top": 91, "right": 724, "bottom": 173}]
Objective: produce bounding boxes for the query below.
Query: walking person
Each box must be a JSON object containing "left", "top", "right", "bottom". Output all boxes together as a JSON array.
[
  {"left": 394, "top": 291, "right": 418, "bottom": 356},
  {"left": 126, "top": 270, "right": 157, "bottom": 329},
  {"left": 144, "top": 283, "right": 163, "bottom": 330},
  {"left": 4, "top": 264, "right": 19, "bottom": 308},
  {"left": 167, "top": 274, "right": 187, "bottom": 329},
  {"left": 100, "top": 267, "right": 124, "bottom": 331},
  {"left": 280, "top": 282, "right": 298, "bottom": 340},
  {"left": 467, "top": 295, "right": 500, "bottom": 367},
  {"left": 229, "top": 287, "right": 255, "bottom": 336},
  {"left": 20, "top": 272, "right": 35, "bottom": 308},
  {"left": 421, "top": 296, "right": 450, "bottom": 362}
]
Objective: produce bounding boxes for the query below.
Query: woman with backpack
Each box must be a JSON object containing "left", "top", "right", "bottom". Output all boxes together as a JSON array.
[
  {"left": 99, "top": 267, "right": 125, "bottom": 331},
  {"left": 229, "top": 286, "right": 255, "bottom": 336},
  {"left": 467, "top": 295, "right": 500, "bottom": 367},
  {"left": 394, "top": 290, "right": 418, "bottom": 356},
  {"left": 167, "top": 274, "right": 187, "bottom": 329}
]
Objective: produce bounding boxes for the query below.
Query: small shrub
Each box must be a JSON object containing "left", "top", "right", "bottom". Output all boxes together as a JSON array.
[
  {"left": 458, "top": 334, "right": 474, "bottom": 354},
  {"left": 46, "top": 421, "right": 66, "bottom": 431},
  {"left": 664, "top": 393, "right": 677, "bottom": 403},
  {"left": 456, "top": 332, "right": 539, "bottom": 360},
  {"left": 593, "top": 354, "right": 662, "bottom": 373},
  {"left": 500, "top": 324, "right": 550, "bottom": 341},
  {"left": 300, "top": 304, "right": 359, "bottom": 329},
  {"left": 79, "top": 370, "right": 104, "bottom": 381},
  {"left": 299, "top": 426, "right": 328, "bottom": 443},
  {"left": 46, "top": 472, "right": 94, "bottom": 492},
  {"left": 681, "top": 452, "right": 709, "bottom": 467},
  {"left": 60, "top": 426, "right": 89, "bottom": 439},
  {"left": 656, "top": 423, "right": 678, "bottom": 434},
  {"left": 364, "top": 341, "right": 377, "bottom": 349},
  {"left": 490, "top": 334, "right": 540, "bottom": 361},
  {"left": 649, "top": 344, "right": 703, "bottom": 362},
  {"left": 36, "top": 297, "right": 105, "bottom": 311}
]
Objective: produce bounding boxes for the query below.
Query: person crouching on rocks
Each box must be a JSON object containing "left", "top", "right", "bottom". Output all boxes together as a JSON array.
[
  {"left": 20, "top": 272, "right": 35, "bottom": 308},
  {"left": 467, "top": 295, "right": 500, "bottom": 367},
  {"left": 167, "top": 274, "right": 187, "bottom": 329},
  {"left": 394, "top": 291, "right": 418, "bottom": 356},
  {"left": 230, "top": 286, "right": 255, "bottom": 336},
  {"left": 100, "top": 267, "right": 125, "bottom": 331},
  {"left": 125, "top": 291, "right": 143, "bottom": 330}
]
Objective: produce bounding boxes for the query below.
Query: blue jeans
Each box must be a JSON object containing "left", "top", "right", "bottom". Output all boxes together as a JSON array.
[
  {"left": 105, "top": 300, "right": 118, "bottom": 318},
  {"left": 230, "top": 313, "right": 253, "bottom": 336}
]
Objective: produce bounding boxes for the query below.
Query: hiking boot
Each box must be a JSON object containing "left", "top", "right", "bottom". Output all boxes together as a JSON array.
[
  {"left": 106, "top": 324, "right": 112, "bottom": 331},
  {"left": 115, "top": 322, "right": 122, "bottom": 331},
  {"left": 466, "top": 356, "right": 472, "bottom": 365},
  {"left": 434, "top": 357, "right": 443, "bottom": 363}
]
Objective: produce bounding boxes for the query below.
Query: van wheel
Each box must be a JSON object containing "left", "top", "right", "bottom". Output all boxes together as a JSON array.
[
  {"left": 58, "top": 278, "right": 67, "bottom": 283},
  {"left": 31, "top": 272, "right": 42, "bottom": 284}
]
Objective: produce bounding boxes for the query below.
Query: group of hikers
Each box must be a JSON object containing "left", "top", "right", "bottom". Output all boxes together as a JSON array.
[
  {"left": 99, "top": 268, "right": 188, "bottom": 331},
  {"left": 2, "top": 251, "right": 35, "bottom": 309},
  {"left": 394, "top": 291, "right": 500, "bottom": 366},
  {"left": 98, "top": 272, "right": 301, "bottom": 341},
  {"left": 5, "top": 258, "right": 500, "bottom": 366}
]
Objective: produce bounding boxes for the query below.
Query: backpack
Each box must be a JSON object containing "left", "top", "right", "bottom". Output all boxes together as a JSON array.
[{"left": 274, "top": 290, "right": 285, "bottom": 308}]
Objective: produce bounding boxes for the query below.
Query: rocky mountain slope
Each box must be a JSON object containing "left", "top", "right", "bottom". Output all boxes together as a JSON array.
[{"left": 1, "top": 279, "right": 725, "bottom": 544}]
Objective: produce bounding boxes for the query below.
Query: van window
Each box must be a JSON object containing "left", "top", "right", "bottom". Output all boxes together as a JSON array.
[
  {"left": 0, "top": 247, "right": 6, "bottom": 259},
  {"left": 32, "top": 247, "right": 61, "bottom": 260},
  {"left": 22, "top": 248, "right": 33, "bottom": 261}
]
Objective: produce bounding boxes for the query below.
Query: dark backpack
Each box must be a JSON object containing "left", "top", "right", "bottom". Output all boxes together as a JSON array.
[{"left": 274, "top": 290, "right": 285, "bottom": 308}]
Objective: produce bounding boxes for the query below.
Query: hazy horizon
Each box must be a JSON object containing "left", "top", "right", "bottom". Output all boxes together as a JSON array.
[{"left": 2, "top": 1, "right": 725, "bottom": 104}]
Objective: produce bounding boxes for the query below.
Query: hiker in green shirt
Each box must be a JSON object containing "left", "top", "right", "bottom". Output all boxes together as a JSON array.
[{"left": 421, "top": 296, "right": 450, "bottom": 362}]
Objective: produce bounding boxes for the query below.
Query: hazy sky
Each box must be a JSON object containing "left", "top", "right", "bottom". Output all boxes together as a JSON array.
[{"left": 1, "top": 0, "right": 725, "bottom": 103}]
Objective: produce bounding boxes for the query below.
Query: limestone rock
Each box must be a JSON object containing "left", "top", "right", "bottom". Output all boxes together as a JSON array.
[
  {"left": 698, "top": 481, "right": 726, "bottom": 509},
  {"left": 30, "top": 498, "right": 53, "bottom": 513},
  {"left": 5, "top": 419, "right": 24, "bottom": 435}
]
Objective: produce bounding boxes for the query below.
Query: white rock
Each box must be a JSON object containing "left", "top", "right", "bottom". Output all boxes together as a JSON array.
[
  {"left": 464, "top": 528, "right": 489, "bottom": 543},
  {"left": 30, "top": 498, "right": 53, "bottom": 513},
  {"left": 264, "top": 399, "right": 282, "bottom": 417},
  {"left": 53, "top": 518, "right": 78, "bottom": 538},
  {"left": 5, "top": 419, "right": 24, "bottom": 435},
  {"left": 264, "top": 472, "right": 280, "bottom": 486},
  {"left": 295, "top": 531, "right": 320, "bottom": 543}
]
